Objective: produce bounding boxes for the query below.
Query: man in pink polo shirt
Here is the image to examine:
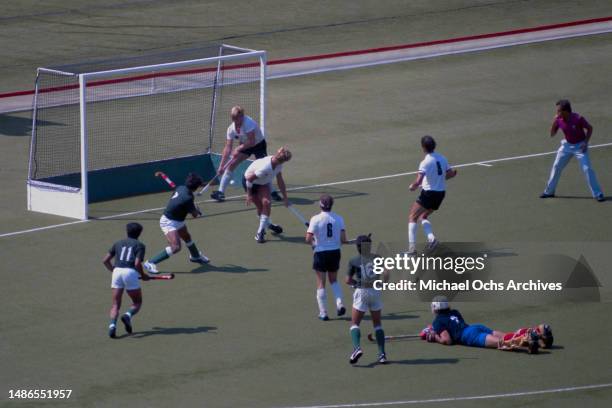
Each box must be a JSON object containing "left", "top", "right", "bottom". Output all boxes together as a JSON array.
[{"left": 541, "top": 99, "right": 604, "bottom": 202}]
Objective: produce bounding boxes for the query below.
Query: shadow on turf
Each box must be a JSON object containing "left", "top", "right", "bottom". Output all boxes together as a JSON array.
[
  {"left": 0, "top": 114, "right": 63, "bottom": 137},
  {"left": 178, "top": 263, "right": 268, "bottom": 274},
  {"left": 554, "top": 195, "right": 610, "bottom": 202},
  {"left": 131, "top": 325, "right": 217, "bottom": 338},
  {"left": 334, "top": 310, "right": 420, "bottom": 322},
  {"left": 354, "top": 358, "right": 460, "bottom": 368}
]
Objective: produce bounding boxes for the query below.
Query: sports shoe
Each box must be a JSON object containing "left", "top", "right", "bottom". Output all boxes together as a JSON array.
[
  {"left": 540, "top": 324, "right": 554, "bottom": 349},
  {"left": 378, "top": 352, "right": 388, "bottom": 364},
  {"left": 318, "top": 314, "right": 329, "bottom": 321},
  {"left": 427, "top": 239, "right": 439, "bottom": 251},
  {"left": 337, "top": 306, "right": 346, "bottom": 317},
  {"left": 596, "top": 194, "right": 606, "bottom": 202},
  {"left": 527, "top": 329, "right": 540, "bottom": 354},
  {"left": 349, "top": 347, "right": 363, "bottom": 364},
  {"left": 121, "top": 314, "right": 133, "bottom": 335},
  {"left": 143, "top": 261, "right": 159, "bottom": 274},
  {"left": 271, "top": 191, "right": 283, "bottom": 202},
  {"left": 268, "top": 223, "right": 283, "bottom": 234},
  {"left": 210, "top": 191, "right": 225, "bottom": 202},
  {"left": 108, "top": 324, "right": 116, "bottom": 339},
  {"left": 540, "top": 193, "right": 555, "bottom": 199},
  {"left": 189, "top": 253, "right": 210, "bottom": 264},
  {"left": 254, "top": 231, "right": 266, "bottom": 243}
]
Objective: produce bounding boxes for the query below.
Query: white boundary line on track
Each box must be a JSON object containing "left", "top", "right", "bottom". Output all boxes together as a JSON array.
[
  {"left": 1, "top": 141, "right": 611, "bottom": 239},
  {"left": 276, "top": 382, "right": 612, "bottom": 408}
]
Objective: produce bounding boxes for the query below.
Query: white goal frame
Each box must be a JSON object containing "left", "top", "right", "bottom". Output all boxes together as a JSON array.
[{"left": 27, "top": 45, "right": 267, "bottom": 220}]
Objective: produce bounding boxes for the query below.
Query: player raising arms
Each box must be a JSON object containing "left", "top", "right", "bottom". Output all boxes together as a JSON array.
[
  {"left": 244, "top": 146, "right": 292, "bottom": 243},
  {"left": 408, "top": 135, "right": 457, "bottom": 253},
  {"left": 103, "top": 223, "right": 150, "bottom": 338},
  {"left": 211, "top": 106, "right": 281, "bottom": 202},
  {"left": 306, "top": 194, "right": 349, "bottom": 321},
  {"left": 422, "top": 297, "right": 554, "bottom": 354},
  {"left": 144, "top": 173, "right": 209, "bottom": 273},
  {"left": 345, "top": 234, "right": 389, "bottom": 365}
]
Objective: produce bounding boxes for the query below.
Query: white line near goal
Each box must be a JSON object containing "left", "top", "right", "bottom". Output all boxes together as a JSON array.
[
  {"left": 276, "top": 382, "right": 612, "bottom": 408},
  {"left": 1, "top": 141, "right": 612, "bottom": 239}
]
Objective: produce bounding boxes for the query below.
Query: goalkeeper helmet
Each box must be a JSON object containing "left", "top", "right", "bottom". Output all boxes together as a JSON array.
[{"left": 431, "top": 296, "right": 449, "bottom": 313}]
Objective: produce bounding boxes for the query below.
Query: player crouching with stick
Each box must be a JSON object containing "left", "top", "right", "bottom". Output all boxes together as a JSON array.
[
  {"left": 103, "top": 223, "right": 150, "bottom": 338},
  {"left": 244, "top": 147, "right": 292, "bottom": 243},
  {"left": 306, "top": 194, "right": 349, "bottom": 321},
  {"left": 346, "top": 234, "right": 390, "bottom": 365},
  {"left": 144, "top": 173, "right": 209, "bottom": 273},
  {"left": 422, "top": 297, "right": 554, "bottom": 354}
]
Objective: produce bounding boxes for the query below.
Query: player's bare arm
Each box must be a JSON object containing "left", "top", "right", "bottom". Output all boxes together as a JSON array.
[
  {"left": 305, "top": 231, "right": 314, "bottom": 244},
  {"left": 445, "top": 168, "right": 457, "bottom": 179},
  {"left": 550, "top": 117, "right": 559, "bottom": 137},
  {"left": 340, "top": 229, "right": 349, "bottom": 244},
  {"left": 103, "top": 253, "right": 114, "bottom": 272},
  {"left": 245, "top": 172, "right": 258, "bottom": 205},
  {"left": 134, "top": 258, "right": 149, "bottom": 280},
  {"left": 219, "top": 139, "right": 234, "bottom": 175},
  {"left": 409, "top": 173, "right": 424, "bottom": 191},
  {"left": 275, "top": 172, "right": 289, "bottom": 207},
  {"left": 234, "top": 131, "right": 256, "bottom": 155},
  {"left": 427, "top": 329, "right": 453, "bottom": 345}
]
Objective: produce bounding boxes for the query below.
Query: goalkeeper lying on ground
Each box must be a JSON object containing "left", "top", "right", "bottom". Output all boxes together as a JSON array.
[{"left": 421, "top": 296, "right": 553, "bottom": 354}]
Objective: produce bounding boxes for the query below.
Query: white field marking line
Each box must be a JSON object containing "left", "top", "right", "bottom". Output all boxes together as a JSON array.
[
  {"left": 476, "top": 163, "right": 493, "bottom": 167},
  {"left": 278, "top": 382, "right": 612, "bottom": 408},
  {"left": 1, "top": 142, "right": 611, "bottom": 239}
]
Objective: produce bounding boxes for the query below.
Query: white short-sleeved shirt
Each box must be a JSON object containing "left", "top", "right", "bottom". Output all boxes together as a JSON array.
[
  {"left": 307, "top": 211, "right": 345, "bottom": 252},
  {"left": 226, "top": 115, "right": 265, "bottom": 144},
  {"left": 418, "top": 152, "right": 451, "bottom": 191},
  {"left": 245, "top": 156, "right": 282, "bottom": 185}
]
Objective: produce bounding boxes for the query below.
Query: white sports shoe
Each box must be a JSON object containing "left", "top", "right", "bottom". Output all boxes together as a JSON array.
[
  {"left": 189, "top": 253, "right": 210, "bottom": 264},
  {"left": 143, "top": 261, "right": 159, "bottom": 274}
]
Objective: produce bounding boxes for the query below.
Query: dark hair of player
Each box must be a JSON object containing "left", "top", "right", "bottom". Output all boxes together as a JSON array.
[
  {"left": 421, "top": 135, "right": 436, "bottom": 153},
  {"left": 126, "top": 222, "right": 143, "bottom": 239},
  {"left": 355, "top": 233, "right": 372, "bottom": 254},
  {"left": 556, "top": 99, "right": 572, "bottom": 113},
  {"left": 185, "top": 172, "right": 204, "bottom": 191},
  {"left": 319, "top": 194, "right": 334, "bottom": 211}
]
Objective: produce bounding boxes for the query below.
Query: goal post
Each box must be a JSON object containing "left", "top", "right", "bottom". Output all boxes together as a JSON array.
[{"left": 27, "top": 45, "right": 267, "bottom": 220}]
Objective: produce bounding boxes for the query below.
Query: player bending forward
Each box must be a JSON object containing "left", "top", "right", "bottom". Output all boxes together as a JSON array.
[
  {"left": 408, "top": 135, "right": 457, "bottom": 253},
  {"left": 244, "top": 147, "right": 292, "bottom": 243},
  {"left": 346, "top": 234, "right": 389, "bottom": 365},
  {"left": 306, "top": 194, "right": 349, "bottom": 321},
  {"left": 103, "top": 223, "right": 150, "bottom": 338},
  {"left": 211, "top": 106, "right": 281, "bottom": 202},
  {"left": 422, "top": 297, "right": 554, "bottom": 354},
  {"left": 144, "top": 173, "right": 209, "bottom": 273}
]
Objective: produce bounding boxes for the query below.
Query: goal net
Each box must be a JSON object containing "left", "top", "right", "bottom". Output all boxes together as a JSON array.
[{"left": 27, "top": 44, "right": 266, "bottom": 219}]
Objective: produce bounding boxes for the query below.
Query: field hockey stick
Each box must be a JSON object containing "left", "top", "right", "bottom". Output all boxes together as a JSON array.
[
  {"left": 367, "top": 333, "right": 420, "bottom": 342},
  {"left": 155, "top": 171, "right": 176, "bottom": 189},
  {"left": 196, "top": 157, "right": 235, "bottom": 196},
  {"left": 288, "top": 204, "right": 309, "bottom": 227},
  {"left": 141, "top": 273, "right": 175, "bottom": 280}
]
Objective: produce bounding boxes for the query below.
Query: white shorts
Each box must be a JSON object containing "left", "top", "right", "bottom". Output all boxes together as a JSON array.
[
  {"left": 111, "top": 267, "right": 141, "bottom": 290},
  {"left": 160, "top": 215, "right": 185, "bottom": 235},
  {"left": 352, "top": 287, "right": 383, "bottom": 313}
]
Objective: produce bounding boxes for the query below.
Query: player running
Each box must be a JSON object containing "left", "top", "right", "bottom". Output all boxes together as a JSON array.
[
  {"left": 306, "top": 194, "right": 349, "bottom": 321},
  {"left": 408, "top": 135, "right": 457, "bottom": 253},
  {"left": 211, "top": 106, "right": 282, "bottom": 202},
  {"left": 144, "top": 173, "right": 209, "bottom": 273},
  {"left": 541, "top": 99, "right": 605, "bottom": 201},
  {"left": 345, "top": 234, "right": 389, "bottom": 365},
  {"left": 103, "top": 223, "right": 150, "bottom": 338},
  {"left": 421, "top": 297, "right": 554, "bottom": 354},
  {"left": 244, "top": 146, "right": 292, "bottom": 243}
]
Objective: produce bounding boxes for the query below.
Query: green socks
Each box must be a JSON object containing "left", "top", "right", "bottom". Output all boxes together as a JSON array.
[
  {"left": 149, "top": 247, "right": 171, "bottom": 264},
  {"left": 186, "top": 241, "right": 200, "bottom": 258},
  {"left": 375, "top": 327, "right": 385, "bottom": 354},
  {"left": 350, "top": 325, "right": 361, "bottom": 349}
]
